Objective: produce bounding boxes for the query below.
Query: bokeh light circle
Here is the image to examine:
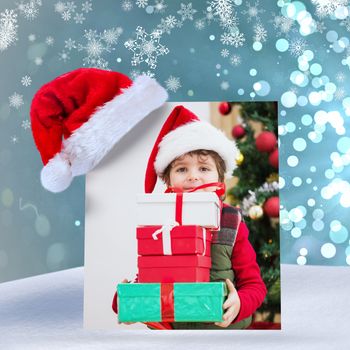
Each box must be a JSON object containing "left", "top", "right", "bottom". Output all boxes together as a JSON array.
[
  {"left": 281, "top": 91, "right": 297, "bottom": 108},
  {"left": 297, "top": 256, "right": 307, "bottom": 265},
  {"left": 321, "top": 243, "right": 336, "bottom": 258},
  {"left": 276, "top": 38, "right": 289, "bottom": 52},
  {"left": 293, "top": 138, "right": 307, "bottom": 151},
  {"left": 253, "top": 80, "right": 271, "bottom": 96},
  {"left": 287, "top": 155, "right": 299, "bottom": 167}
]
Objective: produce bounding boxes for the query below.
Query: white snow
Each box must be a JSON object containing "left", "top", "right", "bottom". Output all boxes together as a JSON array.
[{"left": 1, "top": 265, "right": 349, "bottom": 349}]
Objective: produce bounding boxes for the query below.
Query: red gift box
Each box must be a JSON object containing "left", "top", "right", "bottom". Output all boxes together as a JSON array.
[
  {"left": 137, "top": 225, "right": 211, "bottom": 257},
  {"left": 138, "top": 255, "right": 211, "bottom": 283}
]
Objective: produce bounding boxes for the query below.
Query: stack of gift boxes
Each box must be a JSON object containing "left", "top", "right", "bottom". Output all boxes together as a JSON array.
[{"left": 117, "top": 191, "right": 227, "bottom": 323}]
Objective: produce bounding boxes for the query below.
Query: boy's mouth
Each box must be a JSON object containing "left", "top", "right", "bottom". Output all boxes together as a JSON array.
[{"left": 183, "top": 185, "right": 201, "bottom": 191}]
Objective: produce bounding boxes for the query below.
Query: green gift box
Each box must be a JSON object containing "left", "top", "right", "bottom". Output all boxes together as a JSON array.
[{"left": 117, "top": 282, "right": 227, "bottom": 323}]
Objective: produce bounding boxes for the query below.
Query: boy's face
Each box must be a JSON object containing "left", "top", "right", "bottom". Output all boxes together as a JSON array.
[{"left": 169, "top": 153, "right": 219, "bottom": 192}]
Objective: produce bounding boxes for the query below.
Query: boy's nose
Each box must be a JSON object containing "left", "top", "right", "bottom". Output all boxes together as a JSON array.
[{"left": 188, "top": 171, "right": 199, "bottom": 181}]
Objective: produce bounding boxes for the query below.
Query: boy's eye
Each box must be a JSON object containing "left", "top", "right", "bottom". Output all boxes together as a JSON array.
[
  {"left": 176, "top": 167, "right": 186, "bottom": 173},
  {"left": 200, "top": 167, "right": 210, "bottom": 172}
]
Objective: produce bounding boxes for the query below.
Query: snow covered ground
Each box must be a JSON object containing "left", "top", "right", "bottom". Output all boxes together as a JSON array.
[{"left": 0, "top": 264, "right": 349, "bottom": 349}]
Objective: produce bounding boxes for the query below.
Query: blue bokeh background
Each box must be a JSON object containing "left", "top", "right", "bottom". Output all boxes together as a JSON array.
[{"left": 1, "top": 0, "right": 350, "bottom": 282}]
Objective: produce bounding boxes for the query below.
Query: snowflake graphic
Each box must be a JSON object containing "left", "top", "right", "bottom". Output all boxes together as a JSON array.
[
  {"left": 62, "top": 10, "right": 71, "bottom": 21},
  {"left": 125, "top": 26, "right": 169, "bottom": 69},
  {"left": 81, "top": 1, "right": 92, "bottom": 13},
  {"left": 102, "top": 27, "right": 123, "bottom": 45},
  {"left": 56, "top": 1, "right": 92, "bottom": 22},
  {"left": 11, "top": 135, "right": 19, "bottom": 144},
  {"left": 130, "top": 69, "right": 141, "bottom": 80},
  {"left": 241, "top": 1, "right": 265, "bottom": 23},
  {"left": 221, "top": 48, "right": 229, "bottom": 57},
  {"left": 336, "top": 72, "right": 346, "bottom": 82},
  {"left": 220, "top": 31, "right": 245, "bottom": 47},
  {"left": 64, "top": 38, "right": 76, "bottom": 50},
  {"left": 177, "top": 3, "right": 197, "bottom": 21},
  {"left": 21, "top": 75, "right": 32, "bottom": 86},
  {"left": 54, "top": 1, "right": 66, "bottom": 13},
  {"left": 314, "top": 21, "right": 326, "bottom": 33},
  {"left": 59, "top": 50, "right": 70, "bottom": 62},
  {"left": 253, "top": 23, "right": 267, "bottom": 42},
  {"left": 164, "top": 15, "right": 177, "bottom": 28},
  {"left": 73, "top": 12, "right": 85, "bottom": 24},
  {"left": 218, "top": 14, "right": 239, "bottom": 31},
  {"left": 340, "top": 16, "right": 350, "bottom": 32},
  {"left": 271, "top": 13, "right": 295, "bottom": 35},
  {"left": 73, "top": 29, "right": 119, "bottom": 69},
  {"left": 1, "top": 9, "right": 17, "bottom": 23},
  {"left": 289, "top": 38, "right": 308, "bottom": 57},
  {"left": 204, "top": 8, "right": 215, "bottom": 24},
  {"left": 129, "top": 69, "right": 155, "bottom": 79},
  {"left": 9, "top": 92, "right": 24, "bottom": 109},
  {"left": 17, "top": 1, "right": 41, "bottom": 21},
  {"left": 157, "top": 16, "right": 178, "bottom": 35},
  {"left": 65, "top": 1, "right": 77, "bottom": 12},
  {"left": 230, "top": 54, "right": 241, "bottom": 66},
  {"left": 21, "top": 119, "right": 31, "bottom": 130},
  {"left": 194, "top": 18, "right": 206, "bottom": 30},
  {"left": 0, "top": 9, "right": 18, "bottom": 52},
  {"left": 165, "top": 75, "right": 181, "bottom": 92},
  {"left": 154, "top": 0, "right": 167, "bottom": 14},
  {"left": 209, "top": 0, "right": 235, "bottom": 22},
  {"left": 46, "top": 36, "right": 54, "bottom": 45},
  {"left": 335, "top": 87, "right": 346, "bottom": 100},
  {"left": 122, "top": 0, "right": 133, "bottom": 11},
  {"left": 28, "top": 34, "right": 36, "bottom": 41},
  {"left": 311, "top": 0, "right": 348, "bottom": 18},
  {"left": 221, "top": 32, "right": 232, "bottom": 45},
  {"left": 136, "top": 0, "right": 148, "bottom": 8},
  {"left": 220, "top": 81, "right": 230, "bottom": 90}
]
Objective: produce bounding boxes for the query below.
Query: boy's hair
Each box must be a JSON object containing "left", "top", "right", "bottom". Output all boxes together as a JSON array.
[{"left": 160, "top": 149, "right": 226, "bottom": 186}]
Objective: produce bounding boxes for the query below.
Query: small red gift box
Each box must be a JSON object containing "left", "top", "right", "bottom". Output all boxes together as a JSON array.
[
  {"left": 137, "top": 225, "right": 211, "bottom": 257},
  {"left": 138, "top": 255, "right": 211, "bottom": 283}
]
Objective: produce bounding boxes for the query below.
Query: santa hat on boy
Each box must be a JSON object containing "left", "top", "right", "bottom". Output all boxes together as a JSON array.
[
  {"left": 145, "top": 105, "right": 239, "bottom": 193},
  {"left": 30, "top": 67, "right": 168, "bottom": 193}
]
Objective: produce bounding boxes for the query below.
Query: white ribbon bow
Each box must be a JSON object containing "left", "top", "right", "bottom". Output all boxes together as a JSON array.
[
  {"left": 152, "top": 222, "right": 179, "bottom": 255},
  {"left": 152, "top": 224, "right": 207, "bottom": 256}
]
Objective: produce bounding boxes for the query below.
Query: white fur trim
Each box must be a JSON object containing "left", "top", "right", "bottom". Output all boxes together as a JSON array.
[
  {"left": 155, "top": 121, "right": 238, "bottom": 178},
  {"left": 57, "top": 75, "right": 167, "bottom": 181},
  {"left": 41, "top": 153, "right": 73, "bottom": 193}
]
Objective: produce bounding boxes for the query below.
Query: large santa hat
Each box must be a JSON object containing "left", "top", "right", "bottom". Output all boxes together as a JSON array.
[
  {"left": 30, "top": 67, "right": 167, "bottom": 193},
  {"left": 144, "top": 105, "right": 239, "bottom": 193}
]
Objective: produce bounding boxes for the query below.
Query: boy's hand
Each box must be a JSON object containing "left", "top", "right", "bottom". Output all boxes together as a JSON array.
[
  {"left": 118, "top": 278, "right": 135, "bottom": 325},
  {"left": 215, "top": 279, "right": 241, "bottom": 328}
]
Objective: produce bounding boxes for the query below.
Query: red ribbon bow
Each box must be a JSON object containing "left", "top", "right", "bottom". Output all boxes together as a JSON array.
[{"left": 165, "top": 182, "right": 225, "bottom": 225}]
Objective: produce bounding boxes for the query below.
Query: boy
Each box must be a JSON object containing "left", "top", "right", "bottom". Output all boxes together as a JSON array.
[
  {"left": 115, "top": 105, "right": 267, "bottom": 329},
  {"left": 144, "top": 105, "right": 267, "bottom": 329}
]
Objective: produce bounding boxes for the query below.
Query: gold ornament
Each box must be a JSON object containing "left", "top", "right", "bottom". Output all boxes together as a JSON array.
[
  {"left": 236, "top": 152, "right": 244, "bottom": 166},
  {"left": 248, "top": 205, "right": 264, "bottom": 220},
  {"left": 267, "top": 173, "right": 279, "bottom": 183}
]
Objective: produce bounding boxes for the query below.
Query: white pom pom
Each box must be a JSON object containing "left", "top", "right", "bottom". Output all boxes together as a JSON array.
[{"left": 40, "top": 154, "right": 73, "bottom": 193}]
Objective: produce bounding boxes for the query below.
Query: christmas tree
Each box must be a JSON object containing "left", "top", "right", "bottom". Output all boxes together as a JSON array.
[{"left": 219, "top": 101, "right": 280, "bottom": 323}]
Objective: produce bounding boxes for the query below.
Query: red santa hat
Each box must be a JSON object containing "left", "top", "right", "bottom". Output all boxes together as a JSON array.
[
  {"left": 144, "top": 105, "right": 238, "bottom": 193},
  {"left": 30, "top": 67, "right": 168, "bottom": 193}
]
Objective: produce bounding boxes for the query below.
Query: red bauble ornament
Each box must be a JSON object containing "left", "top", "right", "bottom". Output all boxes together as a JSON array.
[
  {"left": 231, "top": 125, "right": 246, "bottom": 139},
  {"left": 263, "top": 196, "right": 280, "bottom": 218},
  {"left": 255, "top": 131, "right": 277, "bottom": 153},
  {"left": 269, "top": 148, "right": 279, "bottom": 168},
  {"left": 219, "top": 102, "right": 231, "bottom": 115}
]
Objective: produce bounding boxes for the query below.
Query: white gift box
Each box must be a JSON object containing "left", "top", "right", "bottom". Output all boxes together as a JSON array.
[{"left": 136, "top": 192, "right": 221, "bottom": 229}]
